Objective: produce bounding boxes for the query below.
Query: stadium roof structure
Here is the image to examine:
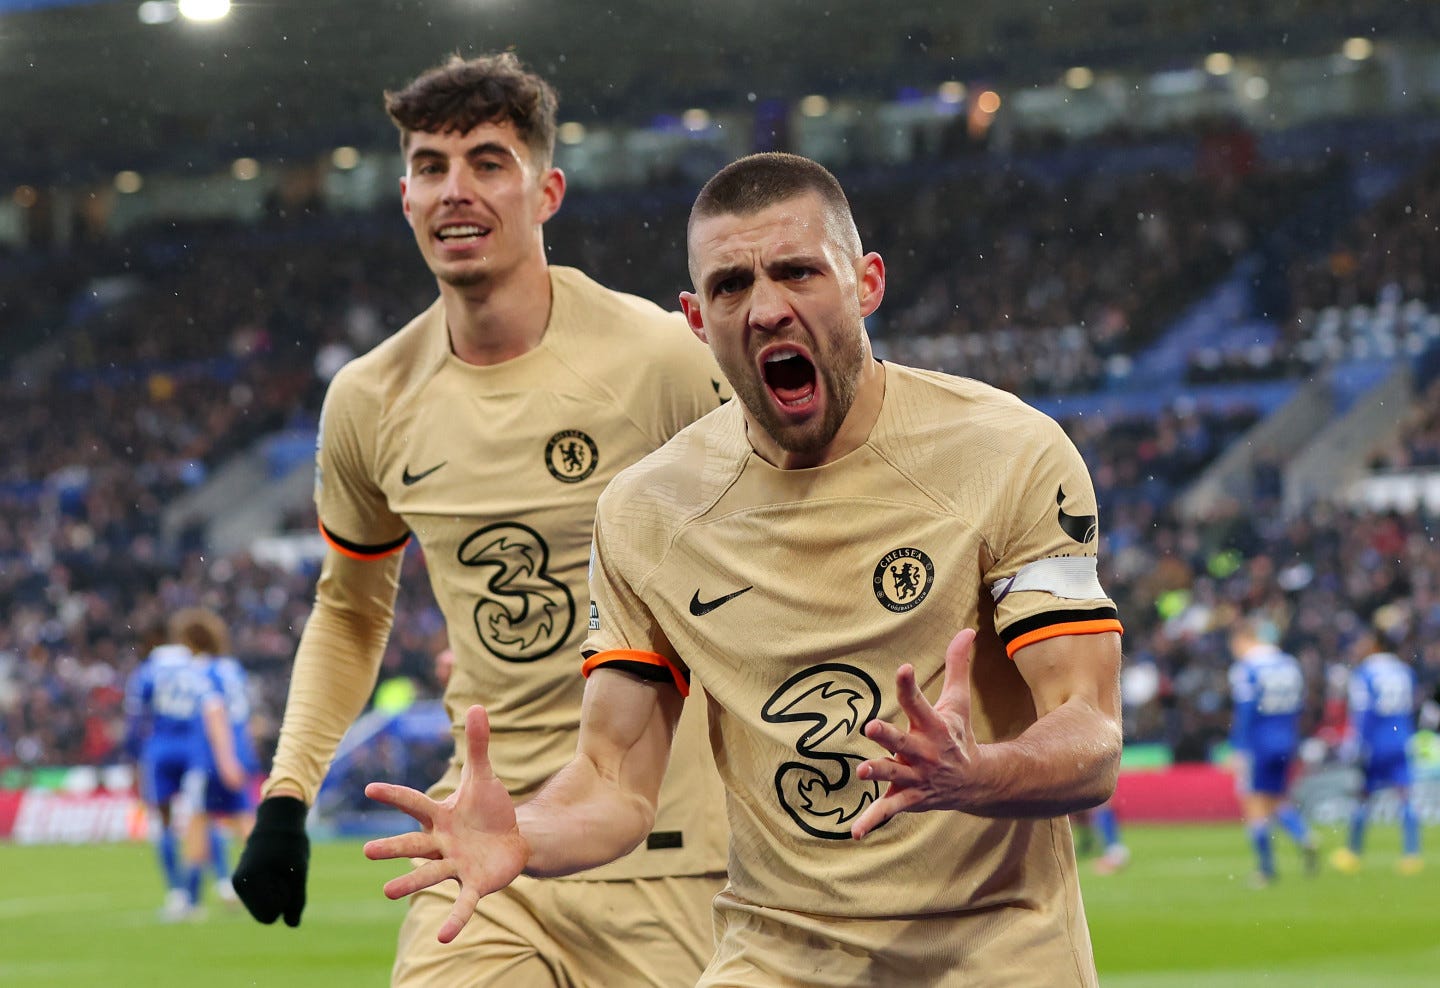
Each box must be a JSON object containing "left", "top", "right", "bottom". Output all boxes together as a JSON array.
[{"left": 2, "top": 0, "right": 1435, "bottom": 188}]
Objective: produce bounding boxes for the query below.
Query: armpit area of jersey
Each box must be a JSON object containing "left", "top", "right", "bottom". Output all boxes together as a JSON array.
[
  {"left": 318, "top": 520, "right": 410, "bottom": 560},
  {"left": 999, "top": 607, "right": 1122, "bottom": 658},
  {"left": 582, "top": 649, "right": 690, "bottom": 697}
]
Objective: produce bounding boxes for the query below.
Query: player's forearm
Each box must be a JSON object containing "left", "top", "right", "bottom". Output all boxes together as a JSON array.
[
  {"left": 203, "top": 702, "right": 243, "bottom": 778},
  {"left": 264, "top": 598, "right": 394, "bottom": 804},
  {"left": 514, "top": 752, "right": 657, "bottom": 877},
  {"left": 965, "top": 697, "right": 1121, "bottom": 818}
]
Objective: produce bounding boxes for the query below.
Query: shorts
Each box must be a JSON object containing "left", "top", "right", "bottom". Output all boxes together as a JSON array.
[
  {"left": 1237, "top": 749, "right": 1293, "bottom": 796},
  {"left": 1363, "top": 749, "right": 1412, "bottom": 794},
  {"left": 699, "top": 890, "right": 1098, "bottom": 988},
  {"left": 391, "top": 871, "right": 726, "bottom": 987},
  {"left": 144, "top": 750, "right": 206, "bottom": 808},
  {"left": 203, "top": 770, "right": 256, "bottom": 815}
]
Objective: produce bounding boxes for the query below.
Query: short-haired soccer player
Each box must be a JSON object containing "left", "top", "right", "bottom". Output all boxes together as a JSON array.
[{"left": 367, "top": 152, "right": 1124, "bottom": 986}]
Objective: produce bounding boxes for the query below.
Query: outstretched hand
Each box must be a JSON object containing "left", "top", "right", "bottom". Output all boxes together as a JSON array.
[
  {"left": 363, "top": 705, "right": 529, "bottom": 943},
  {"left": 851, "top": 628, "right": 987, "bottom": 839}
]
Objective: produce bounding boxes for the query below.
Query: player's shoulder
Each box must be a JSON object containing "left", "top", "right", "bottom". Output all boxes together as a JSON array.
[
  {"left": 212, "top": 655, "right": 243, "bottom": 677},
  {"left": 904, "top": 361, "right": 1065, "bottom": 426},
  {"left": 550, "top": 266, "right": 707, "bottom": 366},
  {"left": 327, "top": 298, "right": 446, "bottom": 401},
  {"left": 597, "top": 401, "right": 747, "bottom": 527},
  {"left": 886, "top": 363, "right": 1068, "bottom": 449},
  {"left": 149, "top": 644, "right": 191, "bottom": 666}
]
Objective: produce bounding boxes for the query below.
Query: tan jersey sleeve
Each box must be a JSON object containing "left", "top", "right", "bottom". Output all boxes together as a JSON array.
[
  {"left": 314, "top": 364, "right": 410, "bottom": 558},
  {"left": 580, "top": 503, "right": 690, "bottom": 696},
  {"left": 262, "top": 547, "right": 403, "bottom": 804},
  {"left": 986, "top": 416, "right": 1121, "bottom": 658}
]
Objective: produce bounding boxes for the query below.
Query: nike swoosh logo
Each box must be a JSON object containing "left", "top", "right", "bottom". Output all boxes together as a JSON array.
[
  {"left": 689, "top": 586, "right": 752, "bottom": 616},
  {"left": 402, "top": 461, "right": 447, "bottom": 486},
  {"left": 1056, "top": 485, "right": 1097, "bottom": 544}
]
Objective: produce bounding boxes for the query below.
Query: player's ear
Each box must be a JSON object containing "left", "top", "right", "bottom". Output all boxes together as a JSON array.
[
  {"left": 857, "top": 252, "right": 885, "bottom": 318},
  {"left": 535, "top": 167, "right": 566, "bottom": 224},
  {"left": 400, "top": 176, "right": 414, "bottom": 228},
  {"left": 679, "top": 292, "right": 708, "bottom": 344}
]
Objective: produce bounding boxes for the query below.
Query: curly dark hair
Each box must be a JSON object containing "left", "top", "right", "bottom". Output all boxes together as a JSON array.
[{"left": 384, "top": 52, "right": 558, "bottom": 167}]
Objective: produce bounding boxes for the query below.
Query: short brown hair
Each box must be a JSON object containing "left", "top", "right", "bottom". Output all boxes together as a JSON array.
[
  {"left": 169, "top": 607, "right": 231, "bottom": 657},
  {"left": 688, "top": 152, "right": 861, "bottom": 254},
  {"left": 384, "top": 52, "right": 559, "bottom": 167}
]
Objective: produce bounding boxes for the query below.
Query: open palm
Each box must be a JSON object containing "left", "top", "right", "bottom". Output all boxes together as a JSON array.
[{"left": 363, "top": 705, "right": 530, "bottom": 943}]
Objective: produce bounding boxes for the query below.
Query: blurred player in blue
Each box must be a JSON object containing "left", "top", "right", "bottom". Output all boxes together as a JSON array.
[
  {"left": 1330, "top": 619, "right": 1423, "bottom": 875},
  {"left": 125, "top": 612, "right": 247, "bottom": 920},
  {"left": 1227, "top": 615, "right": 1317, "bottom": 886},
  {"left": 178, "top": 609, "right": 261, "bottom": 904},
  {"left": 1089, "top": 801, "right": 1130, "bottom": 875}
]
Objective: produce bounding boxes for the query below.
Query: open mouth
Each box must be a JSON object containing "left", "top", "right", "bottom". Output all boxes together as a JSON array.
[
  {"left": 762, "top": 347, "right": 817, "bottom": 409},
  {"left": 435, "top": 223, "right": 491, "bottom": 247}
]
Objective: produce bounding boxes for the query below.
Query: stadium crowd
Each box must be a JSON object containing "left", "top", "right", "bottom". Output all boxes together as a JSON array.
[{"left": 3, "top": 125, "right": 1438, "bottom": 797}]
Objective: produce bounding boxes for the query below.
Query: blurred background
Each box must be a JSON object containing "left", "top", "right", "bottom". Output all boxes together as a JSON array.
[{"left": 3, "top": 0, "right": 1440, "bottom": 981}]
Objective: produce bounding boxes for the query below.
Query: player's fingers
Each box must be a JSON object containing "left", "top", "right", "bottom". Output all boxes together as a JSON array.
[
  {"left": 939, "top": 629, "right": 976, "bottom": 715},
  {"left": 282, "top": 895, "right": 304, "bottom": 928},
  {"left": 850, "top": 788, "right": 925, "bottom": 840},
  {"left": 893, "top": 663, "right": 944, "bottom": 735},
  {"left": 862, "top": 716, "right": 906, "bottom": 755},
  {"left": 363, "top": 831, "right": 439, "bottom": 861},
  {"left": 437, "top": 886, "right": 482, "bottom": 944},
  {"left": 382, "top": 859, "right": 454, "bottom": 900},
  {"left": 856, "top": 755, "right": 923, "bottom": 787},
  {"left": 364, "top": 782, "right": 435, "bottom": 827},
  {"left": 463, "top": 705, "right": 499, "bottom": 782},
  {"left": 245, "top": 896, "right": 280, "bottom": 924}
]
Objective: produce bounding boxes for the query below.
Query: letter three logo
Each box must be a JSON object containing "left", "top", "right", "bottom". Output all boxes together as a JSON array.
[
  {"left": 761, "top": 663, "right": 882, "bottom": 839},
  {"left": 457, "top": 522, "right": 575, "bottom": 662}
]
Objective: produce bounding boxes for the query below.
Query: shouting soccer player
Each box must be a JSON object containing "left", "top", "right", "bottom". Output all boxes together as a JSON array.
[{"left": 366, "top": 152, "right": 1124, "bottom": 986}]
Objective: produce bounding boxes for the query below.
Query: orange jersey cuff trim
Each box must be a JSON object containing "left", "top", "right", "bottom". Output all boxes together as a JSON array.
[
  {"left": 318, "top": 521, "right": 410, "bottom": 561},
  {"left": 582, "top": 649, "right": 690, "bottom": 698},
  {"left": 1005, "top": 619, "right": 1123, "bottom": 658}
]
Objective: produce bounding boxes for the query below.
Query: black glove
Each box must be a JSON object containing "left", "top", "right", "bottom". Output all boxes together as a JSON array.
[{"left": 233, "top": 795, "right": 310, "bottom": 927}]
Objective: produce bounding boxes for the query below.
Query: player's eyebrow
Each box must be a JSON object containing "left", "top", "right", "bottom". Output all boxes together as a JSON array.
[
  {"left": 763, "top": 251, "right": 826, "bottom": 274},
  {"left": 407, "top": 141, "right": 515, "bottom": 165},
  {"left": 702, "top": 264, "right": 751, "bottom": 296}
]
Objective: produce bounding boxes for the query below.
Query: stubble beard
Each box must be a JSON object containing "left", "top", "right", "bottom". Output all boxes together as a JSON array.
[
  {"left": 434, "top": 261, "right": 490, "bottom": 289},
  {"left": 737, "top": 324, "right": 867, "bottom": 456}
]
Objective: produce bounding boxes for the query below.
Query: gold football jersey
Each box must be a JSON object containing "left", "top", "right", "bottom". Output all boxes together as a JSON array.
[
  {"left": 314, "top": 266, "right": 729, "bottom": 881},
  {"left": 585, "top": 363, "right": 1120, "bottom": 952}
]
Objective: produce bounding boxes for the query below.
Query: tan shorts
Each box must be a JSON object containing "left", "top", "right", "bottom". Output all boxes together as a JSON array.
[
  {"left": 698, "top": 891, "right": 1098, "bottom": 988},
  {"left": 392, "top": 872, "right": 727, "bottom": 988}
]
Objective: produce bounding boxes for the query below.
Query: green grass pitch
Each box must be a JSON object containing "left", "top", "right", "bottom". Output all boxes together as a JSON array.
[{"left": 1, "top": 824, "right": 1435, "bottom": 986}]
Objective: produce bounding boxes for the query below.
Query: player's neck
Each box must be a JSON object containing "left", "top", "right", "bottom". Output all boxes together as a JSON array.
[{"left": 440, "top": 261, "right": 553, "bottom": 366}]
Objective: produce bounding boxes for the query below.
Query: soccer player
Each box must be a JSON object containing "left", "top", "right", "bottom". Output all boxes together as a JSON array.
[
  {"left": 1227, "top": 616, "right": 1317, "bottom": 886},
  {"left": 1089, "top": 800, "right": 1130, "bottom": 875},
  {"left": 179, "top": 609, "right": 260, "bottom": 904},
  {"left": 1330, "top": 621, "right": 1423, "bottom": 875},
  {"left": 365, "top": 152, "right": 1124, "bottom": 985},
  {"left": 125, "top": 617, "right": 246, "bottom": 920},
  {"left": 231, "top": 53, "right": 730, "bottom": 987}
]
